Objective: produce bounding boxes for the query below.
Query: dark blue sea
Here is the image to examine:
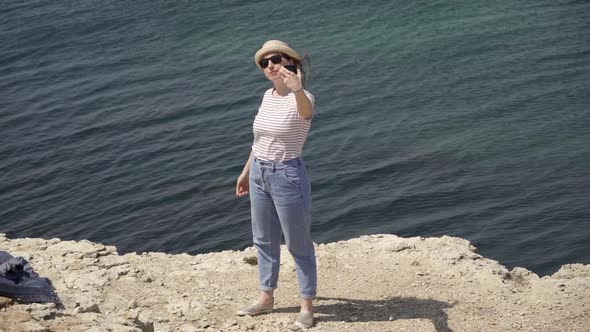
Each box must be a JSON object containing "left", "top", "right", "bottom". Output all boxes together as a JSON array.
[{"left": 1, "top": 0, "right": 589, "bottom": 276}]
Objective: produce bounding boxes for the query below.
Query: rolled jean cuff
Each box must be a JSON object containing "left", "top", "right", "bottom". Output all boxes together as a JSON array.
[
  {"left": 301, "top": 292, "right": 316, "bottom": 300},
  {"left": 260, "top": 286, "right": 277, "bottom": 292}
]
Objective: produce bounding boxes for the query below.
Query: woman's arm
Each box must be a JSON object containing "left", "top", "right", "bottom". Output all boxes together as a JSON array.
[
  {"left": 280, "top": 67, "right": 314, "bottom": 120},
  {"left": 293, "top": 89, "right": 313, "bottom": 120},
  {"left": 236, "top": 150, "right": 253, "bottom": 197}
]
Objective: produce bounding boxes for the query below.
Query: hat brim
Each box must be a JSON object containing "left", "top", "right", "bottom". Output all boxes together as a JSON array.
[{"left": 255, "top": 46, "right": 302, "bottom": 68}]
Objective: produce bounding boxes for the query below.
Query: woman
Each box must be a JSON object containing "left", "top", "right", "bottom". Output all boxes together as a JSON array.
[{"left": 235, "top": 40, "right": 316, "bottom": 329}]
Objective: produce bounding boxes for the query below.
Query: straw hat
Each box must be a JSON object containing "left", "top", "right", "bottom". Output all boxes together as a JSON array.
[{"left": 254, "top": 40, "right": 302, "bottom": 68}]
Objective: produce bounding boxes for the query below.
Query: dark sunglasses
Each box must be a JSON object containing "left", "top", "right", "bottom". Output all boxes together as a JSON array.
[{"left": 259, "top": 54, "right": 284, "bottom": 68}]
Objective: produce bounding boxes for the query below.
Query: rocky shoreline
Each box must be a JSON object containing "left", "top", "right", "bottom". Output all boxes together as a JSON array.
[{"left": 0, "top": 232, "right": 588, "bottom": 331}]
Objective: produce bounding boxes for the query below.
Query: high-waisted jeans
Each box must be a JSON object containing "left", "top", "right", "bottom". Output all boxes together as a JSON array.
[{"left": 249, "top": 156, "right": 317, "bottom": 299}]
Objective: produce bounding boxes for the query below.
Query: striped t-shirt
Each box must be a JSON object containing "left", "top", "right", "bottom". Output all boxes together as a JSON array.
[{"left": 252, "top": 88, "right": 314, "bottom": 162}]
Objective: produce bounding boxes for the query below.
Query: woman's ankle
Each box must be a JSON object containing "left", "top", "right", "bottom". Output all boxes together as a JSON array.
[
  {"left": 300, "top": 299, "right": 313, "bottom": 313},
  {"left": 259, "top": 290, "right": 274, "bottom": 304}
]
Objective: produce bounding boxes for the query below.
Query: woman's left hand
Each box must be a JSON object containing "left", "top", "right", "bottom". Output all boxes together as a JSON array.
[{"left": 279, "top": 66, "right": 302, "bottom": 92}]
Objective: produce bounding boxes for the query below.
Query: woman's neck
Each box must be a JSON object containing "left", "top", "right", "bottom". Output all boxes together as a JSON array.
[{"left": 272, "top": 82, "right": 291, "bottom": 97}]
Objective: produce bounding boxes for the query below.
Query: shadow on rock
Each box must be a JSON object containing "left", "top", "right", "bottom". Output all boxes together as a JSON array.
[{"left": 275, "top": 296, "right": 455, "bottom": 332}]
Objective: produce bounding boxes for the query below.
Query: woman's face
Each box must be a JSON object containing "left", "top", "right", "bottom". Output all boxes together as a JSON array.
[{"left": 260, "top": 52, "right": 294, "bottom": 81}]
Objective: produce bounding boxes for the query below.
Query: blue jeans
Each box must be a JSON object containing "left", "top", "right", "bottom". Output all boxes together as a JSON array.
[{"left": 249, "top": 156, "right": 317, "bottom": 300}]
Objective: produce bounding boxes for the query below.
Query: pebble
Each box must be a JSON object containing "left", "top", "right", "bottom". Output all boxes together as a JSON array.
[{"left": 180, "top": 324, "right": 198, "bottom": 332}]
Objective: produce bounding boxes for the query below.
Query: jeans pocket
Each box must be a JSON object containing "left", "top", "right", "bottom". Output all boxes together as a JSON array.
[
  {"left": 249, "top": 160, "right": 263, "bottom": 186},
  {"left": 280, "top": 165, "right": 301, "bottom": 187}
]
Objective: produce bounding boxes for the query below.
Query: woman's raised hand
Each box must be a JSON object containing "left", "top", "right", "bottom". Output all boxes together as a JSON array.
[{"left": 279, "top": 66, "right": 302, "bottom": 92}]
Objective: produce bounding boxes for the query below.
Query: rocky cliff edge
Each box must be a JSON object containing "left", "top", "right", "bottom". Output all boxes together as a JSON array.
[{"left": 1, "top": 233, "right": 588, "bottom": 332}]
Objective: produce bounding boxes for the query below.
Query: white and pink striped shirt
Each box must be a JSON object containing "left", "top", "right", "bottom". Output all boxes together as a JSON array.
[{"left": 252, "top": 88, "right": 314, "bottom": 162}]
